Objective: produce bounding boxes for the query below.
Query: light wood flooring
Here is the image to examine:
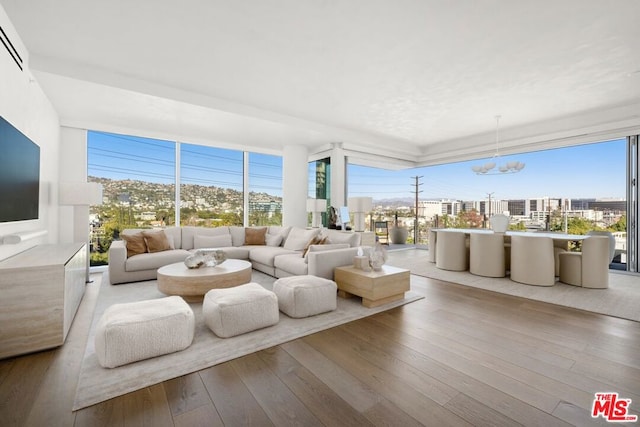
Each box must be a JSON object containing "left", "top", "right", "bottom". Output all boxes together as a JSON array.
[{"left": 2, "top": 259, "right": 640, "bottom": 426}]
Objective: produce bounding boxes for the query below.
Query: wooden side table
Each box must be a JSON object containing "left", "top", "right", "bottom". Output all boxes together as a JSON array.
[{"left": 334, "top": 264, "right": 410, "bottom": 308}]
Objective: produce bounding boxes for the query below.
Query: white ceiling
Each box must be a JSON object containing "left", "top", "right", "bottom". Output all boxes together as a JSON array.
[{"left": 2, "top": 0, "right": 640, "bottom": 167}]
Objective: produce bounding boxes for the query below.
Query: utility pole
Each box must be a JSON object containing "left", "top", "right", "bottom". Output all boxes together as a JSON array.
[
  {"left": 411, "top": 176, "right": 423, "bottom": 244},
  {"left": 486, "top": 192, "right": 494, "bottom": 228}
]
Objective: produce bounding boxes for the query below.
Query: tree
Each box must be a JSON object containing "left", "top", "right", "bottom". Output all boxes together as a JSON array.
[
  {"left": 566, "top": 217, "right": 594, "bottom": 235},
  {"left": 509, "top": 221, "right": 526, "bottom": 231},
  {"left": 612, "top": 214, "right": 626, "bottom": 232},
  {"left": 457, "top": 210, "right": 483, "bottom": 228},
  {"left": 440, "top": 214, "right": 454, "bottom": 228}
]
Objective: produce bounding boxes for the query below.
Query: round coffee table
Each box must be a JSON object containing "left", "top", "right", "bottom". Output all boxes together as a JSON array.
[{"left": 157, "top": 259, "right": 252, "bottom": 302}]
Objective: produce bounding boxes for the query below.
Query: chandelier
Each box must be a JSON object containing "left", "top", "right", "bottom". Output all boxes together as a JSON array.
[{"left": 471, "top": 115, "right": 525, "bottom": 175}]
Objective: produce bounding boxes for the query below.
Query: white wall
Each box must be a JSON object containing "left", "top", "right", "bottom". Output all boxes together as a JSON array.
[
  {"left": 58, "top": 127, "right": 89, "bottom": 244},
  {"left": 282, "top": 145, "right": 308, "bottom": 227},
  {"left": 0, "top": 6, "right": 60, "bottom": 261}
]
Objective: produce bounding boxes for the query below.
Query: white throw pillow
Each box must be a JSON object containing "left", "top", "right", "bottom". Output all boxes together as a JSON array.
[
  {"left": 194, "top": 234, "right": 232, "bottom": 249},
  {"left": 283, "top": 227, "right": 320, "bottom": 251},
  {"left": 265, "top": 234, "right": 283, "bottom": 247}
]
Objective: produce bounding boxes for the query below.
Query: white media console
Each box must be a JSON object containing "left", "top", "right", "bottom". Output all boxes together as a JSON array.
[{"left": 0, "top": 243, "right": 86, "bottom": 359}]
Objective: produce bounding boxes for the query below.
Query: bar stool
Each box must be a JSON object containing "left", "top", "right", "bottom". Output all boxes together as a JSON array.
[
  {"left": 559, "top": 235, "right": 610, "bottom": 288},
  {"left": 435, "top": 230, "right": 468, "bottom": 271},
  {"left": 470, "top": 233, "right": 506, "bottom": 277},
  {"left": 510, "top": 235, "right": 555, "bottom": 286}
]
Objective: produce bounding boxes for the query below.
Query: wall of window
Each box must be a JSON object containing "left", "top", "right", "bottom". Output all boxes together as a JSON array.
[
  {"left": 248, "top": 153, "right": 283, "bottom": 226},
  {"left": 347, "top": 139, "right": 629, "bottom": 269},
  {"left": 87, "top": 131, "right": 282, "bottom": 266},
  {"left": 180, "top": 144, "right": 244, "bottom": 227}
]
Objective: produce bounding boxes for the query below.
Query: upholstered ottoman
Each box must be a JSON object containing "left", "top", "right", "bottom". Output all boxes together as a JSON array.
[
  {"left": 273, "top": 275, "right": 337, "bottom": 318},
  {"left": 94, "top": 296, "right": 195, "bottom": 368},
  {"left": 203, "top": 282, "right": 279, "bottom": 338}
]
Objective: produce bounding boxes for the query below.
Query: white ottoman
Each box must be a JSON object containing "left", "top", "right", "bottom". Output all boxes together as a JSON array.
[
  {"left": 95, "top": 296, "right": 195, "bottom": 368},
  {"left": 203, "top": 282, "right": 279, "bottom": 338},
  {"left": 273, "top": 275, "right": 337, "bottom": 318}
]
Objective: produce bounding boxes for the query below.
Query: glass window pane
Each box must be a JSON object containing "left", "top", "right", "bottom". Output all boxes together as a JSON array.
[
  {"left": 87, "top": 131, "right": 176, "bottom": 266},
  {"left": 347, "top": 138, "right": 627, "bottom": 259},
  {"left": 248, "top": 153, "right": 282, "bottom": 226},
  {"left": 179, "top": 144, "right": 243, "bottom": 227}
]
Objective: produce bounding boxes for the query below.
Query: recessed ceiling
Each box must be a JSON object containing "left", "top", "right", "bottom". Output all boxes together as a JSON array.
[{"left": 2, "top": 0, "right": 640, "bottom": 167}]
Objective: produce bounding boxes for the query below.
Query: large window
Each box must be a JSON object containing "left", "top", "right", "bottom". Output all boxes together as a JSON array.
[
  {"left": 347, "top": 139, "right": 628, "bottom": 267},
  {"left": 87, "top": 131, "right": 282, "bottom": 266},
  {"left": 248, "top": 153, "right": 283, "bottom": 226},
  {"left": 180, "top": 144, "right": 243, "bottom": 227}
]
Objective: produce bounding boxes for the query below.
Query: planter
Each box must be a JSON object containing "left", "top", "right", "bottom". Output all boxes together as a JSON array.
[{"left": 389, "top": 227, "right": 408, "bottom": 244}]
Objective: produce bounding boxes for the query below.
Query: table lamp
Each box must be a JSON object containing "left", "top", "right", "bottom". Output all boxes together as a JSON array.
[
  {"left": 347, "top": 197, "right": 373, "bottom": 232},
  {"left": 306, "top": 198, "right": 327, "bottom": 228}
]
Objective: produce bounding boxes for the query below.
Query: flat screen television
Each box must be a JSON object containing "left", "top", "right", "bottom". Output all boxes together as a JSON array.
[{"left": 0, "top": 116, "right": 40, "bottom": 222}]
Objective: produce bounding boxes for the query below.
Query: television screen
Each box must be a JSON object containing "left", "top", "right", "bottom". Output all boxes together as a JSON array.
[{"left": 0, "top": 116, "right": 40, "bottom": 222}]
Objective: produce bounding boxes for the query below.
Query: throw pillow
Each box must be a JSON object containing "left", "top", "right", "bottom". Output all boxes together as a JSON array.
[
  {"left": 302, "top": 235, "right": 328, "bottom": 258},
  {"left": 244, "top": 227, "right": 267, "bottom": 245},
  {"left": 194, "top": 234, "right": 233, "bottom": 249},
  {"left": 121, "top": 232, "right": 147, "bottom": 258},
  {"left": 283, "top": 227, "right": 320, "bottom": 251},
  {"left": 265, "top": 233, "right": 283, "bottom": 247},
  {"left": 142, "top": 230, "right": 172, "bottom": 253}
]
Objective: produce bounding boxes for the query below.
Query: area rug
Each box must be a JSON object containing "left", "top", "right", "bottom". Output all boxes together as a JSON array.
[
  {"left": 73, "top": 271, "right": 423, "bottom": 410},
  {"left": 386, "top": 249, "right": 640, "bottom": 322}
]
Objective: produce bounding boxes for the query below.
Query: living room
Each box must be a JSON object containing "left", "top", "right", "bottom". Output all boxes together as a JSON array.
[{"left": 2, "top": 2, "right": 640, "bottom": 426}]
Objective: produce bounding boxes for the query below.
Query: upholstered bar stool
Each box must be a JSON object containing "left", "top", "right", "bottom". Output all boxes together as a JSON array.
[
  {"left": 510, "top": 235, "right": 555, "bottom": 286},
  {"left": 470, "top": 233, "right": 506, "bottom": 277},
  {"left": 427, "top": 229, "right": 437, "bottom": 263},
  {"left": 435, "top": 230, "right": 468, "bottom": 271},
  {"left": 559, "top": 235, "right": 610, "bottom": 288}
]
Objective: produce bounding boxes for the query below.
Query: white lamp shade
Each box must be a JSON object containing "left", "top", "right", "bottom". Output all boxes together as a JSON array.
[
  {"left": 347, "top": 197, "right": 373, "bottom": 213},
  {"left": 306, "top": 198, "right": 327, "bottom": 227},
  {"left": 306, "top": 198, "right": 327, "bottom": 212},
  {"left": 59, "top": 182, "right": 103, "bottom": 205}
]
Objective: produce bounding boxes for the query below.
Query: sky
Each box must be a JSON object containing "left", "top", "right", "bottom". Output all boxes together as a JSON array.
[
  {"left": 348, "top": 138, "right": 626, "bottom": 201},
  {"left": 88, "top": 131, "right": 626, "bottom": 202}
]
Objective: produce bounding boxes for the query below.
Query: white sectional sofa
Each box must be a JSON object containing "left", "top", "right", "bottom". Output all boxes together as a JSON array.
[{"left": 108, "top": 225, "right": 364, "bottom": 285}]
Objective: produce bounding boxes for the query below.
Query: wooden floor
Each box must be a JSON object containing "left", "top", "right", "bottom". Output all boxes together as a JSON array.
[{"left": 2, "top": 262, "right": 640, "bottom": 426}]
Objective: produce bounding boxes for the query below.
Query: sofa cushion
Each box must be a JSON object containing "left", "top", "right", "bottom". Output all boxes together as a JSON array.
[
  {"left": 229, "top": 226, "right": 245, "bottom": 247},
  {"left": 163, "top": 227, "right": 181, "bottom": 249},
  {"left": 245, "top": 227, "right": 267, "bottom": 245},
  {"left": 249, "top": 246, "right": 298, "bottom": 267},
  {"left": 218, "top": 246, "right": 251, "bottom": 259},
  {"left": 125, "top": 249, "right": 191, "bottom": 272},
  {"left": 283, "top": 227, "right": 320, "bottom": 251},
  {"left": 121, "top": 233, "right": 147, "bottom": 257},
  {"left": 273, "top": 253, "right": 309, "bottom": 276},
  {"left": 142, "top": 230, "right": 172, "bottom": 253},
  {"left": 194, "top": 234, "right": 233, "bottom": 249},
  {"left": 304, "top": 243, "right": 350, "bottom": 263},
  {"left": 324, "top": 230, "right": 360, "bottom": 247},
  {"left": 182, "top": 226, "right": 229, "bottom": 250},
  {"left": 265, "top": 233, "right": 283, "bottom": 247}
]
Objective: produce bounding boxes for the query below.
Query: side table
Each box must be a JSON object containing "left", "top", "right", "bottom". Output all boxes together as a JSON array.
[{"left": 334, "top": 264, "right": 410, "bottom": 308}]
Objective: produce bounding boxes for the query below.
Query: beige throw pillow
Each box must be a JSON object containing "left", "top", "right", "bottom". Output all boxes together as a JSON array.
[
  {"left": 245, "top": 227, "right": 267, "bottom": 245},
  {"left": 121, "top": 233, "right": 147, "bottom": 258},
  {"left": 302, "top": 235, "right": 328, "bottom": 257},
  {"left": 142, "top": 230, "right": 172, "bottom": 253}
]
